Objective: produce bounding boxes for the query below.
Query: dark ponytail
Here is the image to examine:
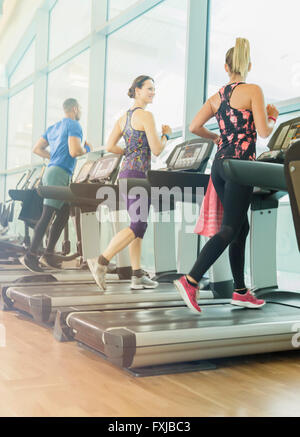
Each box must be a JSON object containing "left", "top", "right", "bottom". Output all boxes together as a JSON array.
[{"left": 128, "top": 75, "right": 154, "bottom": 98}]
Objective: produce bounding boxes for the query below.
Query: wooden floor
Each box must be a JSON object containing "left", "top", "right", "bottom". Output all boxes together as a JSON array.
[{"left": 1, "top": 309, "right": 300, "bottom": 417}]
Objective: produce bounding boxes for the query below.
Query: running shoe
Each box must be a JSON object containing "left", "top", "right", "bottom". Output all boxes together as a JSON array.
[
  {"left": 39, "top": 254, "right": 62, "bottom": 270},
  {"left": 231, "top": 289, "right": 265, "bottom": 309},
  {"left": 174, "top": 276, "right": 201, "bottom": 314},
  {"left": 19, "top": 253, "right": 44, "bottom": 273},
  {"left": 131, "top": 275, "right": 159, "bottom": 290},
  {"left": 87, "top": 257, "right": 107, "bottom": 291}
]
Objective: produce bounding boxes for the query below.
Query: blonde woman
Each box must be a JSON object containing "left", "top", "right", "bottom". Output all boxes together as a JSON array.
[{"left": 174, "top": 38, "right": 279, "bottom": 313}]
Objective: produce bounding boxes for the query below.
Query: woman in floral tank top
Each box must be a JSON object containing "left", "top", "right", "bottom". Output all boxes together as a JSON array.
[
  {"left": 87, "top": 75, "right": 172, "bottom": 291},
  {"left": 174, "top": 38, "right": 279, "bottom": 313}
]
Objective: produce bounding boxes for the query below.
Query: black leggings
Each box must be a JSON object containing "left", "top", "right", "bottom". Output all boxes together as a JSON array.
[
  {"left": 30, "top": 203, "right": 70, "bottom": 255},
  {"left": 189, "top": 158, "right": 253, "bottom": 289}
]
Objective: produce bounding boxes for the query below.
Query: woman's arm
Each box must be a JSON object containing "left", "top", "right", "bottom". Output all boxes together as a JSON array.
[
  {"left": 106, "top": 121, "right": 125, "bottom": 155},
  {"left": 189, "top": 100, "right": 220, "bottom": 144},
  {"left": 250, "top": 85, "right": 279, "bottom": 139},
  {"left": 33, "top": 137, "right": 50, "bottom": 160},
  {"left": 142, "top": 112, "right": 171, "bottom": 157}
]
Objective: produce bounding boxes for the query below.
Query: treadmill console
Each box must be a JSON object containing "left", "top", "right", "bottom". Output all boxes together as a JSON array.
[
  {"left": 257, "top": 117, "right": 300, "bottom": 164},
  {"left": 88, "top": 154, "right": 122, "bottom": 184},
  {"left": 75, "top": 161, "right": 95, "bottom": 183},
  {"left": 165, "top": 139, "right": 214, "bottom": 172},
  {"left": 74, "top": 154, "right": 122, "bottom": 184}
]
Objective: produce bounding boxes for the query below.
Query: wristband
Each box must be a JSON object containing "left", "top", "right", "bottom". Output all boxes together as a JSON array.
[
  {"left": 84, "top": 143, "right": 91, "bottom": 153},
  {"left": 268, "top": 116, "right": 277, "bottom": 123},
  {"left": 162, "top": 134, "right": 170, "bottom": 141}
]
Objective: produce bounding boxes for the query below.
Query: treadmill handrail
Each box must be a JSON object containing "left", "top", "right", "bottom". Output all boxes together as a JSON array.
[
  {"left": 223, "top": 159, "right": 287, "bottom": 192},
  {"left": 147, "top": 171, "right": 209, "bottom": 192},
  {"left": 38, "top": 185, "right": 100, "bottom": 207}
]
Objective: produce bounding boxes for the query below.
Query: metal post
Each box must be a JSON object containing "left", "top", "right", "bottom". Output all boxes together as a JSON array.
[
  {"left": 32, "top": 7, "right": 50, "bottom": 165},
  {"left": 87, "top": 0, "right": 109, "bottom": 147},
  {"left": 183, "top": 0, "right": 210, "bottom": 141}
]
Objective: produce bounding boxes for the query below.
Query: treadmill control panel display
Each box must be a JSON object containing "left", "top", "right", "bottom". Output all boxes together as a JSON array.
[
  {"left": 257, "top": 117, "right": 300, "bottom": 163},
  {"left": 282, "top": 123, "right": 300, "bottom": 149},
  {"left": 166, "top": 139, "right": 214, "bottom": 173},
  {"left": 75, "top": 161, "right": 95, "bottom": 183},
  {"left": 88, "top": 155, "right": 121, "bottom": 183}
]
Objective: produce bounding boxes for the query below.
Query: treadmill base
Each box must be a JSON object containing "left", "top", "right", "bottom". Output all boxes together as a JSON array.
[
  {"left": 124, "top": 360, "right": 217, "bottom": 377},
  {"left": 77, "top": 342, "right": 217, "bottom": 377}
]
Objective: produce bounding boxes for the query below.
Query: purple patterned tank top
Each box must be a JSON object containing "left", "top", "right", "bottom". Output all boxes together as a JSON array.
[{"left": 118, "top": 107, "right": 151, "bottom": 179}]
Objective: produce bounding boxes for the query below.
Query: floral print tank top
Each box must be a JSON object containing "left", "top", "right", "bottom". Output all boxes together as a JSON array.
[
  {"left": 215, "top": 82, "right": 257, "bottom": 161},
  {"left": 118, "top": 107, "right": 151, "bottom": 179}
]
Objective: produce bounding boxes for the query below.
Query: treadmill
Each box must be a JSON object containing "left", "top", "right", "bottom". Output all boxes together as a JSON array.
[
  {"left": 0, "top": 168, "right": 37, "bottom": 265},
  {"left": 0, "top": 163, "right": 93, "bottom": 279},
  {"left": 0, "top": 157, "right": 131, "bottom": 285},
  {"left": 0, "top": 142, "right": 217, "bottom": 325},
  {"left": 58, "top": 117, "right": 300, "bottom": 376},
  {"left": 0, "top": 158, "right": 132, "bottom": 314}
]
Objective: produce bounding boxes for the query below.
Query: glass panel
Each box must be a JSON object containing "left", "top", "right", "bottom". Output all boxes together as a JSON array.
[
  {"left": 10, "top": 39, "right": 35, "bottom": 87},
  {"left": 7, "top": 86, "right": 34, "bottom": 169},
  {"left": 47, "top": 50, "right": 90, "bottom": 137},
  {"left": 49, "top": 0, "right": 92, "bottom": 60},
  {"left": 104, "top": 0, "right": 188, "bottom": 141},
  {"left": 208, "top": 0, "right": 300, "bottom": 103},
  {"left": 109, "top": 0, "right": 138, "bottom": 19}
]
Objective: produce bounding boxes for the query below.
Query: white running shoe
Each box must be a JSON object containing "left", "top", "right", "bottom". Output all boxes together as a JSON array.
[
  {"left": 130, "top": 275, "right": 159, "bottom": 290},
  {"left": 87, "top": 258, "right": 107, "bottom": 291}
]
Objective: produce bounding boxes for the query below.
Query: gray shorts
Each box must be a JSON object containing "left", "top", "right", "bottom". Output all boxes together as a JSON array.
[{"left": 42, "top": 165, "right": 71, "bottom": 210}]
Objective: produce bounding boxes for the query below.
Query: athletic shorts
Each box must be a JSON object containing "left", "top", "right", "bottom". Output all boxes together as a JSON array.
[{"left": 42, "top": 166, "right": 71, "bottom": 210}]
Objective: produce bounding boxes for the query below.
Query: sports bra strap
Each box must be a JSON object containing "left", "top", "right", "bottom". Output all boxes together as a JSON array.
[
  {"left": 128, "top": 107, "right": 144, "bottom": 114},
  {"left": 219, "top": 82, "right": 245, "bottom": 102},
  {"left": 125, "top": 107, "right": 145, "bottom": 131}
]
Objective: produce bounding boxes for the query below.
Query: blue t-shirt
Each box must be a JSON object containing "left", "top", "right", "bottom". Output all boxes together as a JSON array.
[{"left": 42, "top": 118, "right": 83, "bottom": 175}]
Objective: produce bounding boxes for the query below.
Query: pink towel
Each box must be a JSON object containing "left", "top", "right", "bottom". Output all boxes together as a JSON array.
[{"left": 194, "top": 176, "right": 224, "bottom": 237}]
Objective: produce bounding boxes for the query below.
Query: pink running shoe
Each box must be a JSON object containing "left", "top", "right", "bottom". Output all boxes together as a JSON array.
[
  {"left": 174, "top": 276, "right": 201, "bottom": 314},
  {"left": 231, "top": 289, "right": 265, "bottom": 309}
]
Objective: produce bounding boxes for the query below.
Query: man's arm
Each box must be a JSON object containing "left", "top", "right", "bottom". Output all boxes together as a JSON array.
[
  {"left": 33, "top": 137, "right": 50, "bottom": 160},
  {"left": 68, "top": 136, "right": 88, "bottom": 158}
]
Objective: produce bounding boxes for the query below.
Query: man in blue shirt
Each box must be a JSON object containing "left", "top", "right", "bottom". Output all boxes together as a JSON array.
[{"left": 20, "top": 98, "right": 92, "bottom": 273}]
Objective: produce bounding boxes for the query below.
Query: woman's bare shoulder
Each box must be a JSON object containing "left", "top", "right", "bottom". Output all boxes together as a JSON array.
[
  {"left": 208, "top": 92, "right": 221, "bottom": 112},
  {"left": 243, "top": 83, "right": 263, "bottom": 94}
]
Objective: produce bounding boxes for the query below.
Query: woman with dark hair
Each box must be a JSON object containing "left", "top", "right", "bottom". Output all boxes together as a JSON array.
[
  {"left": 88, "top": 75, "right": 172, "bottom": 290},
  {"left": 174, "top": 38, "right": 279, "bottom": 313}
]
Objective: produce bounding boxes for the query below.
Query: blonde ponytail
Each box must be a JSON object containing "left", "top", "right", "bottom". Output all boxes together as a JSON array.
[
  {"left": 232, "top": 38, "right": 250, "bottom": 78},
  {"left": 226, "top": 38, "right": 251, "bottom": 79}
]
